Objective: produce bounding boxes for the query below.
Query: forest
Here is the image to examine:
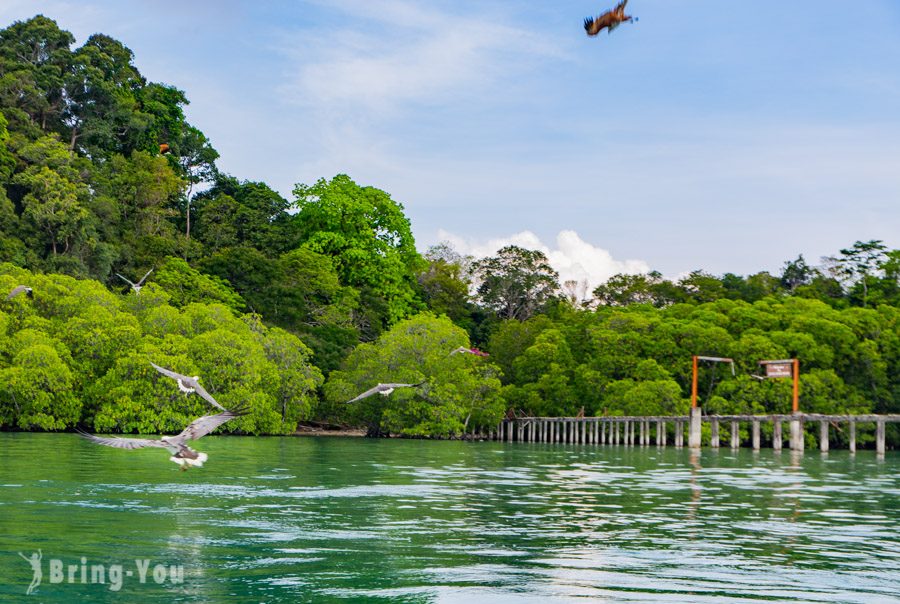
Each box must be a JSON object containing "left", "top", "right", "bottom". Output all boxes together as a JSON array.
[{"left": 0, "top": 16, "right": 898, "bottom": 444}]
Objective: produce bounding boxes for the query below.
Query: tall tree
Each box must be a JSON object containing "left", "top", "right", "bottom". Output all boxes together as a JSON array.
[
  {"left": 293, "top": 174, "right": 424, "bottom": 331},
  {"left": 471, "top": 245, "right": 559, "bottom": 321}
]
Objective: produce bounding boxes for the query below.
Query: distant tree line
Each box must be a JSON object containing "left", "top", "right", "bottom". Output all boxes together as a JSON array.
[{"left": 0, "top": 16, "right": 897, "bottom": 446}]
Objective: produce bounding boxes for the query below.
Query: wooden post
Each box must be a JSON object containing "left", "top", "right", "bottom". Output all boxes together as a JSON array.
[
  {"left": 876, "top": 420, "right": 886, "bottom": 455},
  {"left": 657, "top": 421, "right": 665, "bottom": 447},
  {"left": 639, "top": 420, "right": 645, "bottom": 446},
  {"left": 581, "top": 420, "right": 586, "bottom": 444},
  {"left": 645, "top": 421, "right": 651, "bottom": 446},
  {"left": 752, "top": 420, "right": 760, "bottom": 450},
  {"left": 819, "top": 420, "right": 828, "bottom": 453},
  {"left": 730, "top": 420, "right": 739, "bottom": 449},
  {"left": 675, "top": 420, "right": 683, "bottom": 448},
  {"left": 773, "top": 420, "right": 783, "bottom": 451},
  {"left": 614, "top": 421, "right": 619, "bottom": 445},
  {"left": 849, "top": 420, "right": 856, "bottom": 453},
  {"left": 792, "top": 358, "right": 800, "bottom": 413},
  {"left": 689, "top": 407, "right": 702, "bottom": 448},
  {"left": 710, "top": 419, "right": 719, "bottom": 448}
]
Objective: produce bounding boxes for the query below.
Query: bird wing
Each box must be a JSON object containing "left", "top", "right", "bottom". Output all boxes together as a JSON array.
[
  {"left": 115, "top": 273, "right": 137, "bottom": 287},
  {"left": 7, "top": 285, "right": 28, "bottom": 300},
  {"left": 150, "top": 362, "right": 189, "bottom": 382},
  {"left": 346, "top": 382, "right": 423, "bottom": 404},
  {"left": 191, "top": 382, "right": 227, "bottom": 411},
  {"left": 76, "top": 430, "right": 167, "bottom": 450},
  {"left": 136, "top": 269, "right": 153, "bottom": 286},
  {"left": 177, "top": 407, "right": 247, "bottom": 442},
  {"left": 346, "top": 384, "right": 386, "bottom": 404},
  {"left": 449, "top": 347, "right": 470, "bottom": 355}
]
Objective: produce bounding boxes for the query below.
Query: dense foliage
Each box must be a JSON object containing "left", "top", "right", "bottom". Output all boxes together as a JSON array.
[{"left": 0, "top": 16, "right": 898, "bottom": 445}]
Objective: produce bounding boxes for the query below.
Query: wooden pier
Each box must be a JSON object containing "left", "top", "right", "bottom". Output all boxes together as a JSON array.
[{"left": 488, "top": 413, "right": 899, "bottom": 453}]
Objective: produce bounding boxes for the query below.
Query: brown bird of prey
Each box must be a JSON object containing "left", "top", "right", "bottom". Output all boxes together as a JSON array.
[
  {"left": 6, "top": 285, "right": 33, "bottom": 300},
  {"left": 584, "top": 0, "right": 634, "bottom": 36},
  {"left": 346, "top": 382, "right": 423, "bottom": 404},
  {"left": 77, "top": 406, "right": 247, "bottom": 470},
  {"left": 151, "top": 362, "right": 226, "bottom": 412}
]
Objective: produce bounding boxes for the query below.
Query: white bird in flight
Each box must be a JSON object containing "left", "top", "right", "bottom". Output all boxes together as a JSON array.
[
  {"left": 346, "top": 382, "right": 422, "bottom": 404},
  {"left": 6, "top": 285, "right": 33, "bottom": 300},
  {"left": 151, "top": 362, "right": 226, "bottom": 411},
  {"left": 116, "top": 269, "right": 153, "bottom": 294},
  {"left": 77, "top": 407, "right": 246, "bottom": 470}
]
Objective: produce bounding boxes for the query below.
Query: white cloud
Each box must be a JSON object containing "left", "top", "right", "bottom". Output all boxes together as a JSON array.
[
  {"left": 281, "top": 0, "right": 565, "bottom": 115},
  {"left": 436, "top": 229, "right": 650, "bottom": 294}
]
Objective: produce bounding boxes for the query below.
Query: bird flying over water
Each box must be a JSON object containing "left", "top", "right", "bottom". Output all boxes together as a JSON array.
[
  {"left": 77, "top": 407, "right": 246, "bottom": 470},
  {"left": 6, "top": 285, "right": 33, "bottom": 300},
  {"left": 115, "top": 269, "right": 153, "bottom": 294},
  {"left": 584, "top": 0, "right": 634, "bottom": 36},
  {"left": 346, "top": 383, "right": 423, "bottom": 404},
  {"left": 151, "top": 362, "right": 226, "bottom": 411}
]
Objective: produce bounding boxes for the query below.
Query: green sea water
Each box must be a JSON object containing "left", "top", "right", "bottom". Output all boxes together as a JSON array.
[{"left": 0, "top": 434, "right": 897, "bottom": 603}]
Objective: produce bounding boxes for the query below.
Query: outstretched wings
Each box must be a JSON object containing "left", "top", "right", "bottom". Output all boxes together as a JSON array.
[
  {"left": 150, "top": 362, "right": 226, "bottom": 411},
  {"left": 76, "top": 430, "right": 168, "bottom": 450},
  {"left": 177, "top": 407, "right": 247, "bottom": 442},
  {"left": 584, "top": 0, "right": 629, "bottom": 36},
  {"left": 346, "top": 383, "right": 421, "bottom": 404}
]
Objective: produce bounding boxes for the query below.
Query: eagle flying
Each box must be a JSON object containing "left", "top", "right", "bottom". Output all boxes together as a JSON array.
[
  {"left": 77, "top": 406, "right": 247, "bottom": 470},
  {"left": 584, "top": 0, "right": 634, "bottom": 36}
]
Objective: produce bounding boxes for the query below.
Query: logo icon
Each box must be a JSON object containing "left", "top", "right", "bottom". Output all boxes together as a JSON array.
[{"left": 18, "top": 550, "right": 42, "bottom": 595}]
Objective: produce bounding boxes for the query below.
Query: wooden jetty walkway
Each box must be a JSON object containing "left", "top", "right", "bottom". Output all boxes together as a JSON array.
[{"left": 490, "top": 413, "right": 900, "bottom": 454}]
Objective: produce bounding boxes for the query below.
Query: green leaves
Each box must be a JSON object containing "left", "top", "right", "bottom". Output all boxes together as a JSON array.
[{"left": 325, "top": 313, "right": 503, "bottom": 437}]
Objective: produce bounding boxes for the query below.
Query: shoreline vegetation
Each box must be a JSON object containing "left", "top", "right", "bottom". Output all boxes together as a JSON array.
[{"left": 0, "top": 16, "right": 898, "bottom": 448}]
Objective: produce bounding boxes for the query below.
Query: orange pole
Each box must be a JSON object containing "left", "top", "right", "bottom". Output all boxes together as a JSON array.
[
  {"left": 691, "top": 355, "right": 698, "bottom": 409},
  {"left": 792, "top": 358, "right": 799, "bottom": 413}
]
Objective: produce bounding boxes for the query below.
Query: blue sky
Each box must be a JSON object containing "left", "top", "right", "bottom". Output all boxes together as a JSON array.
[{"left": 2, "top": 1, "right": 899, "bottom": 287}]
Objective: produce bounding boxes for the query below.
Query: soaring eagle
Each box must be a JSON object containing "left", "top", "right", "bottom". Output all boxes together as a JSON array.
[
  {"left": 584, "top": 0, "right": 634, "bottom": 36},
  {"left": 346, "top": 382, "right": 423, "bottom": 404},
  {"left": 150, "top": 362, "right": 226, "bottom": 412},
  {"left": 115, "top": 269, "right": 153, "bottom": 295},
  {"left": 6, "top": 285, "right": 33, "bottom": 300},
  {"left": 77, "top": 406, "right": 247, "bottom": 470}
]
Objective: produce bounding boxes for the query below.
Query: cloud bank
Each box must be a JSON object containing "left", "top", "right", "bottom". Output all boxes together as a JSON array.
[{"left": 437, "top": 229, "right": 650, "bottom": 294}]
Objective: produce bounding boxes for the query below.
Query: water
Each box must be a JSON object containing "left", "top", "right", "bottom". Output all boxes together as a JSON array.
[{"left": 0, "top": 434, "right": 897, "bottom": 603}]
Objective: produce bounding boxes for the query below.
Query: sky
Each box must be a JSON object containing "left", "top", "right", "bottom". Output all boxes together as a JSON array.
[{"left": 2, "top": 0, "right": 899, "bottom": 289}]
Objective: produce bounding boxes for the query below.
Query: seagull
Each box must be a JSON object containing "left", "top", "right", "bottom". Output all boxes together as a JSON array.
[
  {"left": 450, "top": 346, "right": 489, "bottom": 357},
  {"left": 346, "top": 382, "right": 423, "bottom": 404},
  {"left": 150, "top": 362, "right": 226, "bottom": 411},
  {"left": 6, "top": 285, "right": 33, "bottom": 300},
  {"left": 115, "top": 269, "right": 153, "bottom": 294},
  {"left": 584, "top": 0, "right": 634, "bottom": 37},
  {"left": 77, "top": 407, "right": 247, "bottom": 470}
]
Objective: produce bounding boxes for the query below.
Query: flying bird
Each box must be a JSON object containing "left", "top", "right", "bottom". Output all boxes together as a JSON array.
[
  {"left": 449, "top": 346, "right": 490, "bottom": 357},
  {"left": 346, "top": 382, "right": 422, "bottom": 404},
  {"left": 151, "top": 362, "right": 226, "bottom": 411},
  {"left": 6, "top": 285, "right": 33, "bottom": 300},
  {"left": 77, "top": 407, "right": 247, "bottom": 470},
  {"left": 584, "top": 0, "right": 634, "bottom": 36},
  {"left": 115, "top": 269, "right": 153, "bottom": 294}
]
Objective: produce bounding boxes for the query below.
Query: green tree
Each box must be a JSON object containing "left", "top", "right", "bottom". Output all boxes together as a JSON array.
[
  {"left": 325, "top": 313, "right": 503, "bottom": 436},
  {"left": 293, "top": 174, "right": 424, "bottom": 331},
  {"left": 472, "top": 245, "right": 559, "bottom": 321}
]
